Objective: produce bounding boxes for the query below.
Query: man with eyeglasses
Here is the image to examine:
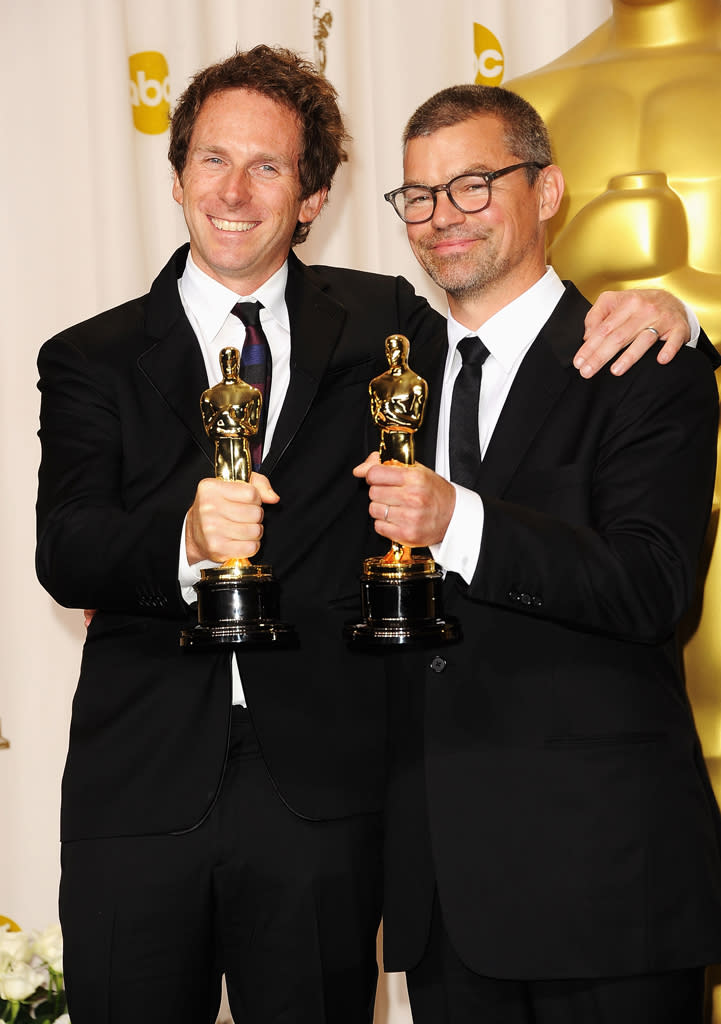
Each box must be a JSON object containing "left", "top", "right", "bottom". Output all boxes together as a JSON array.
[{"left": 356, "top": 84, "right": 721, "bottom": 1023}]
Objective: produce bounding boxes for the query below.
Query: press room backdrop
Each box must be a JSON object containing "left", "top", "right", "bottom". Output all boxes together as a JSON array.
[{"left": 5, "top": 1, "right": 719, "bottom": 1021}]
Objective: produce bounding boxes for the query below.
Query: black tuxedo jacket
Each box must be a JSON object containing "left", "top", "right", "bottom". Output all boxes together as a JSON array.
[
  {"left": 383, "top": 283, "right": 721, "bottom": 980},
  {"left": 36, "top": 244, "right": 445, "bottom": 842}
]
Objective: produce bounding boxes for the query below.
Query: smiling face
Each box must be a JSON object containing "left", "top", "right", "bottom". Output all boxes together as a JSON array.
[
  {"left": 403, "top": 114, "right": 562, "bottom": 325},
  {"left": 172, "top": 89, "right": 326, "bottom": 294}
]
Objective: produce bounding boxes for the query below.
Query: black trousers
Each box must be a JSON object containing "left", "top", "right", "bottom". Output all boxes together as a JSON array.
[
  {"left": 60, "top": 708, "right": 383, "bottom": 1024},
  {"left": 406, "top": 894, "right": 706, "bottom": 1024}
]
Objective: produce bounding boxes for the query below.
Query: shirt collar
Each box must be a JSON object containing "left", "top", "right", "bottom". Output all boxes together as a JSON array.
[
  {"left": 446, "top": 267, "right": 566, "bottom": 373},
  {"left": 180, "top": 250, "right": 290, "bottom": 342}
]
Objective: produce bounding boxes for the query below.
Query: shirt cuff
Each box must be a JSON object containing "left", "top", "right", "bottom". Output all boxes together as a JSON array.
[
  {"left": 178, "top": 512, "right": 219, "bottom": 605},
  {"left": 430, "top": 484, "right": 484, "bottom": 585},
  {"left": 683, "top": 302, "right": 700, "bottom": 346}
]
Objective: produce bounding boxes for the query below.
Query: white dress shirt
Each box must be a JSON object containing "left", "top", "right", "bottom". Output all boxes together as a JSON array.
[
  {"left": 430, "top": 268, "right": 565, "bottom": 583},
  {"left": 177, "top": 251, "right": 292, "bottom": 703}
]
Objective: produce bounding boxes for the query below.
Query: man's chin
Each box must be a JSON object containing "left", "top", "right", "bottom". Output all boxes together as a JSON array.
[{"left": 422, "top": 264, "right": 483, "bottom": 299}]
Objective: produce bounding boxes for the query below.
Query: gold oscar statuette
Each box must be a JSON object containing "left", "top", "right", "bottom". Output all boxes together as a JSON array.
[
  {"left": 345, "top": 334, "right": 460, "bottom": 647},
  {"left": 180, "top": 347, "right": 295, "bottom": 649}
]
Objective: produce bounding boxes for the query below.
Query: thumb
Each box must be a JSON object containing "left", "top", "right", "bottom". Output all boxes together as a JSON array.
[
  {"left": 249, "top": 471, "right": 280, "bottom": 504},
  {"left": 352, "top": 451, "right": 381, "bottom": 479}
]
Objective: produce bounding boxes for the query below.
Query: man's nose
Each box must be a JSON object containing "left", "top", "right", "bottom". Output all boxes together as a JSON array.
[
  {"left": 431, "top": 189, "right": 465, "bottom": 227},
  {"left": 220, "top": 169, "right": 252, "bottom": 205}
]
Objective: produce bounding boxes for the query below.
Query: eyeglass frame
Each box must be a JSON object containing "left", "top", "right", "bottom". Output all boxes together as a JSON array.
[{"left": 383, "top": 161, "right": 548, "bottom": 224}]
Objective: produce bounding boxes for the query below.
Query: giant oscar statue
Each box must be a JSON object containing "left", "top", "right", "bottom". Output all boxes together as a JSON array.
[
  {"left": 345, "top": 334, "right": 459, "bottom": 647},
  {"left": 180, "top": 346, "right": 295, "bottom": 649},
  {"left": 509, "top": 0, "right": 721, "bottom": 796},
  {"left": 508, "top": 5, "right": 721, "bottom": 1012}
]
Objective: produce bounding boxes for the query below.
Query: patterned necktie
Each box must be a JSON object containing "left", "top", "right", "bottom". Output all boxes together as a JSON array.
[
  {"left": 231, "top": 300, "right": 272, "bottom": 471},
  {"left": 449, "top": 335, "right": 490, "bottom": 489}
]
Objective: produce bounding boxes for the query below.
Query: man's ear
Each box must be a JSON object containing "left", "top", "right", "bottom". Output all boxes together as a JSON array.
[
  {"left": 538, "top": 165, "right": 564, "bottom": 223},
  {"left": 172, "top": 171, "right": 184, "bottom": 206},
  {"left": 299, "top": 187, "right": 328, "bottom": 225}
]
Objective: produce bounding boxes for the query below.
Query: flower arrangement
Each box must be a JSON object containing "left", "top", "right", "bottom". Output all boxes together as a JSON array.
[{"left": 0, "top": 921, "right": 68, "bottom": 1024}]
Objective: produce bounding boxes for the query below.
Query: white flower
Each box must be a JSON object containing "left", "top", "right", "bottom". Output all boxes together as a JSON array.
[
  {"left": 33, "top": 923, "right": 64, "bottom": 974},
  {"left": 0, "top": 956, "right": 46, "bottom": 1000},
  {"left": 52, "top": 1015, "right": 71, "bottom": 1024},
  {"left": 0, "top": 927, "right": 32, "bottom": 965}
]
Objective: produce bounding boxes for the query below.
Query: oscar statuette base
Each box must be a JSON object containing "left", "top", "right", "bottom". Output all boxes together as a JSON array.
[
  {"left": 344, "top": 554, "right": 460, "bottom": 649},
  {"left": 180, "top": 563, "right": 296, "bottom": 650}
]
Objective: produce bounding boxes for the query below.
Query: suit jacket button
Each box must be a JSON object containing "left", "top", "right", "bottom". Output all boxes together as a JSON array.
[{"left": 430, "top": 656, "right": 447, "bottom": 673}]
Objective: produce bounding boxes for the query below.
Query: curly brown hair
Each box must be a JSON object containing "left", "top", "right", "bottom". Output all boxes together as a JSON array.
[{"left": 169, "top": 44, "right": 349, "bottom": 245}]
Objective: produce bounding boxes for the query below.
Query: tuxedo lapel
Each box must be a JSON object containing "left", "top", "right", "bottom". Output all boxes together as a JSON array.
[
  {"left": 477, "top": 283, "right": 590, "bottom": 496},
  {"left": 137, "top": 246, "right": 213, "bottom": 467},
  {"left": 261, "top": 253, "right": 348, "bottom": 476}
]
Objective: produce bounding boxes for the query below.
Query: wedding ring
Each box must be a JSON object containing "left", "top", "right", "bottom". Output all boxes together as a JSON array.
[
  {"left": 643, "top": 326, "right": 660, "bottom": 337},
  {"left": 384, "top": 505, "right": 390, "bottom": 521}
]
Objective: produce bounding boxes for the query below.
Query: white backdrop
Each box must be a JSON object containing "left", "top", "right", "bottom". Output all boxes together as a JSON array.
[{"left": 1, "top": 1, "right": 614, "bottom": 1019}]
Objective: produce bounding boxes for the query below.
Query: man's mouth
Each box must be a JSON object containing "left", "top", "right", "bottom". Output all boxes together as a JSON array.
[
  {"left": 430, "top": 236, "right": 478, "bottom": 253},
  {"left": 423, "top": 229, "right": 488, "bottom": 252},
  {"left": 209, "top": 216, "right": 257, "bottom": 232}
]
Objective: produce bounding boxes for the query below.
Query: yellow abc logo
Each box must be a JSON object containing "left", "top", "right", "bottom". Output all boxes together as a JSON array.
[
  {"left": 129, "top": 51, "right": 171, "bottom": 135},
  {"left": 473, "top": 24, "right": 504, "bottom": 86}
]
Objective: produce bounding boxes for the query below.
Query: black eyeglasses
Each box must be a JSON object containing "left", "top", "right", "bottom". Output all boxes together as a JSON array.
[{"left": 384, "top": 162, "right": 547, "bottom": 224}]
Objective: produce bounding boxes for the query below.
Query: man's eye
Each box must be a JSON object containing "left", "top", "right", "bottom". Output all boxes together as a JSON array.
[
  {"left": 456, "top": 179, "right": 488, "bottom": 195},
  {"left": 404, "top": 192, "right": 432, "bottom": 206}
]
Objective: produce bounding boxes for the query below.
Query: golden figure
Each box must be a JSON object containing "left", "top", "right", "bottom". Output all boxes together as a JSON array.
[
  {"left": 313, "top": 0, "right": 333, "bottom": 74},
  {"left": 346, "top": 336, "right": 458, "bottom": 646},
  {"left": 368, "top": 334, "right": 429, "bottom": 567},
  {"left": 200, "top": 346, "right": 261, "bottom": 572},
  {"left": 508, "top": 6, "right": 721, "bottom": 1009},
  {"left": 370, "top": 333, "right": 428, "bottom": 466},
  {"left": 201, "top": 346, "right": 261, "bottom": 485},
  {"left": 182, "top": 346, "right": 294, "bottom": 649},
  {"left": 509, "top": 0, "right": 721, "bottom": 343}
]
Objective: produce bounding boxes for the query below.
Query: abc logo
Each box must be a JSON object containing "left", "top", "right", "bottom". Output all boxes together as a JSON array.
[
  {"left": 129, "top": 51, "right": 171, "bottom": 135},
  {"left": 473, "top": 24, "right": 504, "bottom": 86}
]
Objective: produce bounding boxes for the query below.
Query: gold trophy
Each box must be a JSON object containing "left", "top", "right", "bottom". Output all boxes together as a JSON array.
[
  {"left": 345, "top": 334, "right": 460, "bottom": 647},
  {"left": 180, "top": 347, "right": 295, "bottom": 649}
]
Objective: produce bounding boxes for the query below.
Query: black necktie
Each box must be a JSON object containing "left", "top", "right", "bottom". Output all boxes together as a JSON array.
[
  {"left": 449, "top": 335, "right": 490, "bottom": 489},
  {"left": 231, "top": 301, "right": 272, "bottom": 471}
]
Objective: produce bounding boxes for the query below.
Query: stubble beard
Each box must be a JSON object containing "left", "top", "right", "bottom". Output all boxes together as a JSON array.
[
  {"left": 412, "top": 226, "right": 539, "bottom": 304},
  {"left": 411, "top": 229, "right": 508, "bottom": 303}
]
